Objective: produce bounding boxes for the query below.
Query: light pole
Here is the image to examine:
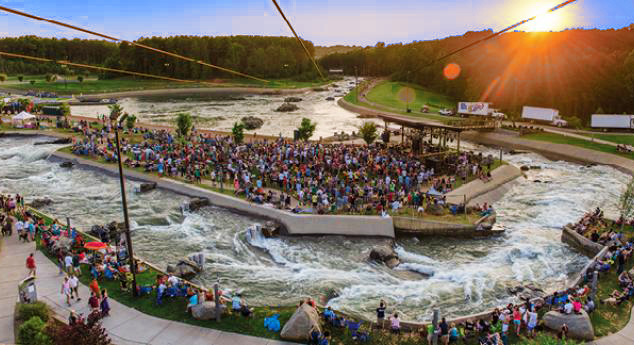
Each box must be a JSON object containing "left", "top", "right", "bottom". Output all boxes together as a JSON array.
[{"left": 112, "top": 113, "right": 138, "bottom": 296}]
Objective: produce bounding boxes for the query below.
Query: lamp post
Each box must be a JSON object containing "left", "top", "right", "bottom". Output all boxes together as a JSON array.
[{"left": 112, "top": 112, "right": 138, "bottom": 297}]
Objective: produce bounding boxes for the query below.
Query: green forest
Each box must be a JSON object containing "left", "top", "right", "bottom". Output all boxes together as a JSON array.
[
  {"left": 0, "top": 35, "right": 321, "bottom": 81},
  {"left": 318, "top": 26, "right": 634, "bottom": 123}
]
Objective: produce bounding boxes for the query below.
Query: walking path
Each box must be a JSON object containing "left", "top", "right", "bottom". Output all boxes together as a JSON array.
[{"left": 0, "top": 234, "right": 294, "bottom": 345}]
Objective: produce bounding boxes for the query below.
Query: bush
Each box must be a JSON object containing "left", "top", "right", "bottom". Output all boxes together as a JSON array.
[
  {"left": 297, "top": 118, "right": 316, "bottom": 141},
  {"left": 565, "top": 116, "right": 583, "bottom": 129},
  {"left": 232, "top": 122, "right": 245, "bottom": 144},
  {"left": 47, "top": 321, "right": 112, "bottom": 345},
  {"left": 17, "top": 302, "right": 50, "bottom": 323},
  {"left": 175, "top": 113, "right": 193, "bottom": 137},
  {"left": 18, "top": 316, "right": 51, "bottom": 345}
]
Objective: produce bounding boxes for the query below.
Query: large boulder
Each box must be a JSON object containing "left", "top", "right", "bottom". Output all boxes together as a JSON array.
[
  {"left": 241, "top": 116, "right": 264, "bottom": 130},
  {"left": 275, "top": 103, "right": 299, "bottom": 112},
  {"left": 188, "top": 198, "right": 210, "bottom": 212},
  {"left": 280, "top": 304, "right": 321, "bottom": 341},
  {"left": 543, "top": 310, "right": 594, "bottom": 341},
  {"left": 167, "top": 258, "right": 202, "bottom": 280},
  {"left": 59, "top": 161, "right": 74, "bottom": 168},
  {"left": 284, "top": 97, "right": 303, "bottom": 103},
  {"left": 191, "top": 301, "right": 226, "bottom": 320},
  {"left": 369, "top": 246, "right": 400, "bottom": 269},
  {"left": 30, "top": 197, "right": 53, "bottom": 209},
  {"left": 139, "top": 182, "right": 157, "bottom": 193}
]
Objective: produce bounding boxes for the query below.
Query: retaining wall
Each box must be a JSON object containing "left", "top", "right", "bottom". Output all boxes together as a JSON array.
[
  {"left": 49, "top": 151, "right": 396, "bottom": 238},
  {"left": 445, "top": 165, "right": 523, "bottom": 205},
  {"left": 393, "top": 216, "right": 503, "bottom": 237},
  {"left": 561, "top": 226, "right": 604, "bottom": 257}
]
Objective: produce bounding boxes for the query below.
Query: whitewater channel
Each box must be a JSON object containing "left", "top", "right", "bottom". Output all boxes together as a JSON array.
[{"left": 0, "top": 136, "right": 628, "bottom": 321}]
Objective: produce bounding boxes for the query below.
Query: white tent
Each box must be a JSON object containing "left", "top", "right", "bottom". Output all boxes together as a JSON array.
[{"left": 12, "top": 111, "right": 36, "bottom": 121}]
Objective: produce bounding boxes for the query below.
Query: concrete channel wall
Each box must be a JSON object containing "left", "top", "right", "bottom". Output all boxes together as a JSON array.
[
  {"left": 561, "top": 225, "right": 605, "bottom": 257},
  {"left": 49, "top": 151, "right": 396, "bottom": 238}
]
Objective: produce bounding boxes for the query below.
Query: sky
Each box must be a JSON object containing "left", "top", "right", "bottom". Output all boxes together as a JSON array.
[{"left": 0, "top": 0, "right": 633, "bottom": 46}]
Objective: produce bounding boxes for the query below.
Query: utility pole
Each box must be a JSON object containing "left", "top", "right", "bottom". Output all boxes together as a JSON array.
[{"left": 114, "top": 128, "right": 138, "bottom": 296}]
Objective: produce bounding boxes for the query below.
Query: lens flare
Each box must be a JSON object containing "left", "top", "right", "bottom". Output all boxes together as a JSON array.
[{"left": 443, "top": 63, "right": 461, "bottom": 80}]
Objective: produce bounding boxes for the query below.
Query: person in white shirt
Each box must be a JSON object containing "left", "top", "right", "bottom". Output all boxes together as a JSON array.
[
  {"left": 69, "top": 274, "right": 80, "bottom": 301},
  {"left": 563, "top": 300, "right": 573, "bottom": 314},
  {"left": 64, "top": 254, "right": 73, "bottom": 274},
  {"left": 167, "top": 274, "right": 179, "bottom": 287},
  {"left": 527, "top": 309, "right": 538, "bottom": 338}
]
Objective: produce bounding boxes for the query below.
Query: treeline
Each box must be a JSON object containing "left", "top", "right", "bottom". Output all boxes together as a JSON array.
[
  {"left": 0, "top": 35, "right": 320, "bottom": 80},
  {"left": 319, "top": 26, "right": 634, "bottom": 122}
]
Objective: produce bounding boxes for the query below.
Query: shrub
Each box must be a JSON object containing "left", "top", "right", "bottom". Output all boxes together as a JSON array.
[
  {"left": 297, "top": 118, "right": 316, "bottom": 141},
  {"left": 18, "top": 316, "right": 51, "bottom": 345},
  {"left": 47, "top": 320, "right": 112, "bottom": 345},
  {"left": 175, "top": 113, "right": 193, "bottom": 137},
  {"left": 17, "top": 302, "right": 50, "bottom": 323}
]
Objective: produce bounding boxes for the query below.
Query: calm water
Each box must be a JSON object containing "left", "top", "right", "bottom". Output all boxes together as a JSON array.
[{"left": 0, "top": 136, "right": 627, "bottom": 321}]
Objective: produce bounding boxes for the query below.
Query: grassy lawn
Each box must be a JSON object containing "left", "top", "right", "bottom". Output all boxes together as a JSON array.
[
  {"left": 2, "top": 76, "right": 332, "bottom": 94},
  {"left": 342, "top": 81, "right": 461, "bottom": 124},
  {"left": 579, "top": 133, "right": 634, "bottom": 146},
  {"left": 522, "top": 132, "right": 634, "bottom": 161},
  {"left": 589, "top": 254, "right": 634, "bottom": 337},
  {"left": 366, "top": 81, "right": 455, "bottom": 113}
]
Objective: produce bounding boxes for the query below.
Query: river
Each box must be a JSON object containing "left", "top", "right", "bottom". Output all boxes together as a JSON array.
[
  {"left": 70, "top": 77, "right": 369, "bottom": 139},
  {"left": 1, "top": 135, "right": 627, "bottom": 321}
]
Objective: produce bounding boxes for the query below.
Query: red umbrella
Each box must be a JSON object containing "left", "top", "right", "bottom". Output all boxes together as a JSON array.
[{"left": 84, "top": 242, "right": 108, "bottom": 251}]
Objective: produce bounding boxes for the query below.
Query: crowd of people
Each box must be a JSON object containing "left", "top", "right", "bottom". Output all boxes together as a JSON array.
[
  {"left": 70, "top": 120, "right": 498, "bottom": 217},
  {"left": 571, "top": 207, "right": 630, "bottom": 245}
]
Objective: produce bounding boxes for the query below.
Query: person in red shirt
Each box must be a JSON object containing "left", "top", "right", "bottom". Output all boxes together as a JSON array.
[
  {"left": 26, "top": 253, "right": 36, "bottom": 277},
  {"left": 90, "top": 278, "right": 101, "bottom": 298}
]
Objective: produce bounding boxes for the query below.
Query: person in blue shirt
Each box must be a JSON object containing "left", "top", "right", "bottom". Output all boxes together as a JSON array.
[
  {"left": 232, "top": 294, "right": 241, "bottom": 312},
  {"left": 186, "top": 292, "right": 198, "bottom": 313}
]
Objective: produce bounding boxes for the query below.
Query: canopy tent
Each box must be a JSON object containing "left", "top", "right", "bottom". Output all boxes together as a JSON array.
[{"left": 12, "top": 111, "right": 36, "bottom": 122}]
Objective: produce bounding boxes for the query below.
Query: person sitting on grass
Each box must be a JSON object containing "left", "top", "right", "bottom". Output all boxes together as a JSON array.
[
  {"left": 323, "top": 306, "right": 335, "bottom": 322},
  {"left": 186, "top": 290, "right": 199, "bottom": 313}
]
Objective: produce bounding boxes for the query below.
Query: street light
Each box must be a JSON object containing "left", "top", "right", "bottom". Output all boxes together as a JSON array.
[{"left": 110, "top": 108, "right": 138, "bottom": 297}]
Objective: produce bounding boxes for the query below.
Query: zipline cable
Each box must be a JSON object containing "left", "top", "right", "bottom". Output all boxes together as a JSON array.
[
  {"left": 412, "top": 0, "right": 579, "bottom": 73},
  {"left": 0, "top": 5, "right": 269, "bottom": 83},
  {"left": 0, "top": 51, "right": 219, "bottom": 86},
  {"left": 270, "top": 0, "right": 325, "bottom": 80}
]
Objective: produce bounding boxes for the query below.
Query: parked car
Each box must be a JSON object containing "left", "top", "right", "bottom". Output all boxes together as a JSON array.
[{"left": 439, "top": 108, "right": 453, "bottom": 116}]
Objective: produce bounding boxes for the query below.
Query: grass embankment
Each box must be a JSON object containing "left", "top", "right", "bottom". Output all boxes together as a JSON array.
[
  {"left": 2, "top": 76, "right": 333, "bottom": 95},
  {"left": 590, "top": 253, "right": 634, "bottom": 337},
  {"left": 343, "top": 80, "right": 460, "bottom": 124},
  {"left": 522, "top": 132, "right": 634, "bottom": 161}
]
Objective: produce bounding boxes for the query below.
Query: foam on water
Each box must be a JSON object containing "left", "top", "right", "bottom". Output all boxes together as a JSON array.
[{"left": 0, "top": 136, "right": 629, "bottom": 321}]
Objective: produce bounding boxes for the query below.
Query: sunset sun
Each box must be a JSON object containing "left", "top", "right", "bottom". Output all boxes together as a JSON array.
[{"left": 519, "top": 1, "right": 571, "bottom": 32}]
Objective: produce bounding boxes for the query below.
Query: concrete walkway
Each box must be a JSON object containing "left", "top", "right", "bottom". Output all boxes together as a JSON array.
[
  {"left": 0, "top": 234, "right": 294, "bottom": 345},
  {"left": 0, "top": 235, "right": 33, "bottom": 344},
  {"left": 445, "top": 164, "right": 522, "bottom": 205},
  {"left": 588, "top": 306, "right": 634, "bottom": 344}
]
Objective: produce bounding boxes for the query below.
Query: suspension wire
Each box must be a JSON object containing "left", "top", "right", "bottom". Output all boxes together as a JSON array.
[
  {"left": 0, "top": 6, "right": 269, "bottom": 83},
  {"left": 412, "top": 0, "right": 579, "bottom": 73},
  {"left": 270, "top": 0, "right": 325, "bottom": 80},
  {"left": 0, "top": 51, "right": 221, "bottom": 86}
]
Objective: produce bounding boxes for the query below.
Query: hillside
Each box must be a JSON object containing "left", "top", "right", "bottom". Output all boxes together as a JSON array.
[
  {"left": 319, "top": 26, "right": 634, "bottom": 123},
  {"left": 314, "top": 45, "right": 362, "bottom": 59}
]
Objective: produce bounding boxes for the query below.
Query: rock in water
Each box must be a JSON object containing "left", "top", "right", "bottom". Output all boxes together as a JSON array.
[
  {"left": 241, "top": 116, "right": 264, "bottom": 130},
  {"left": 369, "top": 246, "right": 400, "bottom": 269},
  {"left": 139, "top": 182, "right": 157, "bottom": 193},
  {"left": 543, "top": 310, "right": 594, "bottom": 340},
  {"left": 520, "top": 165, "right": 530, "bottom": 171},
  {"left": 30, "top": 197, "right": 53, "bottom": 208},
  {"left": 280, "top": 304, "right": 321, "bottom": 341},
  {"left": 325, "top": 97, "right": 335, "bottom": 101},
  {"left": 191, "top": 301, "right": 225, "bottom": 320},
  {"left": 275, "top": 103, "right": 299, "bottom": 112},
  {"left": 188, "top": 198, "right": 210, "bottom": 211},
  {"left": 60, "top": 161, "right": 74, "bottom": 168},
  {"left": 284, "top": 97, "right": 303, "bottom": 103}
]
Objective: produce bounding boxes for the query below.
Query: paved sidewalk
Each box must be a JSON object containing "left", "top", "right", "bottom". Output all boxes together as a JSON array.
[
  {"left": 0, "top": 234, "right": 294, "bottom": 345},
  {"left": 0, "top": 234, "right": 33, "bottom": 344},
  {"left": 588, "top": 306, "right": 634, "bottom": 344}
]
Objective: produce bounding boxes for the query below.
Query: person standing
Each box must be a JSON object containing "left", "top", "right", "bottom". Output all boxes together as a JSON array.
[
  {"left": 26, "top": 253, "right": 36, "bottom": 277},
  {"left": 100, "top": 289, "right": 110, "bottom": 316},
  {"left": 61, "top": 276, "right": 72, "bottom": 307},
  {"left": 439, "top": 317, "right": 449, "bottom": 345},
  {"left": 69, "top": 274, "right": 80, "bottom": 302},
  {"left": 376, "top": 300, "right": 387, "bottom": 329},
  {"left": 527, "top": 308, "right": 538, "bottom": 338}
]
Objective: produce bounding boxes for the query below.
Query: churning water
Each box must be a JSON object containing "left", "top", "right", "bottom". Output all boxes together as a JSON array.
[
  {"left": 0, "top": 136, "right": 628, "bottom": 321},
  {"left": 71, "top": 77, "right": 369, "bottom": 139}
]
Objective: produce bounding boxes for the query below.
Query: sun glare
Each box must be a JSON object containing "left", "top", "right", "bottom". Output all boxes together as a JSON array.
[{"left": 518, "top": 1, "right": 571, "bottom": 32}]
